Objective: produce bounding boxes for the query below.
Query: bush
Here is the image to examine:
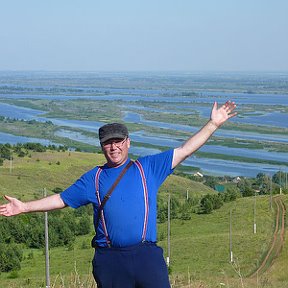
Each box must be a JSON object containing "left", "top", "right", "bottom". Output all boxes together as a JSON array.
[
  {"left": 7, "top": 271, "right": 19, "bottom": 279},
  {"left": 76, "top": 215, "right": 91, "bottom": 236},
  {"left": 200, "top": 195, "right": 214, "bottom": 214},
  {"left": 52, "top": 187, "right": 63, "bottom": 194},
  {"left": 0, "top": 212, "right": 78, "bottom": 249},
  {"left": 0, "top": 243, "right": 23, "bottom": 272}
]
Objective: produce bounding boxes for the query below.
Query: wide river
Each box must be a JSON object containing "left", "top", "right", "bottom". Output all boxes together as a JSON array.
[
  {"left": 0, "top": 70, "right": 287, "bottom": 178},
  {"left": 0, "top": 97, "right": 287, "bottom": 178}
]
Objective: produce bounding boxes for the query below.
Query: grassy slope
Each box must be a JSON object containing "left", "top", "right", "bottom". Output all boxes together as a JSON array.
[
  {"left": 0, "top": 151, "right": 105, "bottom": 200},
  {"left": 0, "top": 151, "right": 287, "bottom": 288},
  {"left": 266, "top": 195, "right": 288, "bottom": 284},
  {"left": 0, "top": 150, "right": 213, "bottom": 200}
]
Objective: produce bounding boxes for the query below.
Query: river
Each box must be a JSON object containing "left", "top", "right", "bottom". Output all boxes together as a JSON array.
[{"left": 0, "top": 72, "right": 287, "bottom": 177}]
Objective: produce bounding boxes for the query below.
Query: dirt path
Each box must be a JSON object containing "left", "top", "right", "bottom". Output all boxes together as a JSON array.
[{"left": 250, "top": 195, "right": 286, "bottom": 278}]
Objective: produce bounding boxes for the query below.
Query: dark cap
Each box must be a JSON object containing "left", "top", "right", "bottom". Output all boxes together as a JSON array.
[{"left": 99, "top": 123, "right": 129, "bottom": 144}]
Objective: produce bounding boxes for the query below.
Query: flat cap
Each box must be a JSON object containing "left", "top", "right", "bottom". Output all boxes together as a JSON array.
[{"left": 98, "top": 123, "right": 129, "bottom": 144}]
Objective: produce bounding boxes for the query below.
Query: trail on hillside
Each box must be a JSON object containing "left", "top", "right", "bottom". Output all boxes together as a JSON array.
[{"left": 250, "top": 195, "right": 286, "bottom": 278}]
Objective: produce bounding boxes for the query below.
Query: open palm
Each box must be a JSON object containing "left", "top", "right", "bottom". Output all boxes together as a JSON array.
[
  {"left": 211, "top": 101, "right": 237, "bottom": 127},
  {"left": 0, "top": 195, "right": 25, "bottom": 217}
]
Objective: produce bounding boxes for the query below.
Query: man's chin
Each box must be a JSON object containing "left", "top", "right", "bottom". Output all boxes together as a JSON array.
[{"left": 108, "top": 159, "right": 122, "bottom": 167}]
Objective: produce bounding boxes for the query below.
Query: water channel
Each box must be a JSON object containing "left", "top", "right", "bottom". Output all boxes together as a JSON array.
[{"left": 0, "top": 101, "right": 287, "bottom": 177}]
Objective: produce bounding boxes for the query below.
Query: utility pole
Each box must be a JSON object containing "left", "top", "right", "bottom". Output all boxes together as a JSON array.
[
  {"left": 186, "top": 188, "right": 189, "bottom": 201},
  {"left": 43, "top": 188, "right": 50, "bottom": 288},
  {"left": 229, "top": 209, "right": 233, "bottom": 263},
  {"left": 270, "top": 176, "right": 273, "bottom": 211},
  {"left": 9, "top": 156, "right": 13, "bottom": 174},
  {"left": 279, "top": 170, "right": 282, "bottom": 194},
  {"left": 253, "top": 190, "right": 257, "bottom": 234},
  {"left": 167, "top": 193, "right": 171, "bottom": 267}
]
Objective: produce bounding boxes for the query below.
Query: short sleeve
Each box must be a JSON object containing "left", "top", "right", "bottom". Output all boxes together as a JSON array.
[{"left": 60, "top": 168, "right": 97, "bottom": 208}]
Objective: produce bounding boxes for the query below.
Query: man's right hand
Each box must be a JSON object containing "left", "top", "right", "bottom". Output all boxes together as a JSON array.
[{"left": 0, "top": 195, "right": 26, "bottom": 217}]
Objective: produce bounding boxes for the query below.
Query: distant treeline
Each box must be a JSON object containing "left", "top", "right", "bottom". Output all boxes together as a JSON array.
[
  {"left": 166, "top": 170, "right": 288, "bottom": 218},
  {"left": 0, "top": 116, "right": 53, "bottom": 126},
  {"left": 157, "top": 187, "right": 241, "bottom": 224},
  {"left": 0, "top": 143, "right": 68, "bottom": 165}
]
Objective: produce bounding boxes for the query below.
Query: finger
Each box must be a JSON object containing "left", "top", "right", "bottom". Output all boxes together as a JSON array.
[
  {"left": 224, "top": 100, "right": 231, "bottom": 106},
  {"left": 0, "top": 206, "right": 8, "bottom": 216},
  {"left": 228, "top": 112, "right": 237, "bottom": 119},
  {"left": 225, "top": 102, "right": 236, "bottom": 112},
  {"left": 4, "top": 195, "right": 13, "bottom": 202},
  {"left": 222, "top": 101, "right": 231, "bottom": 111},
  {"left": 227, "top": 101, "right": 236, "bottom": 108},
  {"left": 211, "top": 101, "right": 218, "bottom": 116}
]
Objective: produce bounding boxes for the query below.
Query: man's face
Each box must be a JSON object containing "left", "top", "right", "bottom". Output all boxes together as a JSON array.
[{"left": 101, "top": 137, "right": 130, "bottom": 167}]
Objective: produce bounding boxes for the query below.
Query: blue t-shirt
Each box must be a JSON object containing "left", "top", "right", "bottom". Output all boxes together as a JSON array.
[{"left": 60, "top": 149, "right": 174, "bottom": 247}]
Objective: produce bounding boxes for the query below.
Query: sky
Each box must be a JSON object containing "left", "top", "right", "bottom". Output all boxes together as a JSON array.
[{"left": 0, "top": 0, "right": 287, "bottom": 72}]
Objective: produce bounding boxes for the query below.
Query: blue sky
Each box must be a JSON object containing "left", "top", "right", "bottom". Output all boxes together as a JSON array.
[{"left": 0, "top": 0, "right": 287, "bottom": 71}]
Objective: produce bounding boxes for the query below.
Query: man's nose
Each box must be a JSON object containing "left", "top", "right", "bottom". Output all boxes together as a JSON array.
[{"left": 110, "top": 142, "right": 117, "bottom": 149}]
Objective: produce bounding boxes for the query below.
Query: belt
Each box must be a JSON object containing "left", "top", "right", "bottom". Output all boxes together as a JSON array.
[{"left": 92, "top": 240, "right": 156, "bottom": 250}]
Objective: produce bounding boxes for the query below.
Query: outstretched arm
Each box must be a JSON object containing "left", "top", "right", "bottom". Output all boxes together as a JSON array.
[
  {"left": 172, "top": 101, "right": 237, "bottom": 169},
  {"left": 0, "top": 194, "right": 66, "bottom": 217}
]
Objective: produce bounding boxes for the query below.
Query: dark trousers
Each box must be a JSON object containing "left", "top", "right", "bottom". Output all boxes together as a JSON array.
[{"left": 92, "top": 242, "right": 171, "bottom": 288}]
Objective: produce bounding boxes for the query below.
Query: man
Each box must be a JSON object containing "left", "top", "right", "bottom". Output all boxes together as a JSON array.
[{"left": 0, "top": 101, "right": 236, "bottom": 288}]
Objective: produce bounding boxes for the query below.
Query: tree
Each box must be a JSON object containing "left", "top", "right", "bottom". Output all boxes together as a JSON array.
[
  {"left": 242, "top": 186, "right": 254, "bottom": 197},
  {"left": 0, "top": 243, "right": 23, "bottom": 272},
  {"left": 204, "top": 176, "right": 219, "bottom": 189},
  {"left": 273, "top": 171, "right": 287, "bottom": 187},
  {"left": 223, "top": 187, "right": 240, "bottom": 202},
  {"left": 76, "top": 215, "right": 91, "bottom": 235},
  {"left": 256, "top": 173, "right": 271, "bottom": 194},
  {"left": 26, "top": 218, "right": 45, "bottom": 248},
  {"left": 200, "top": 195, "right": 213, "bottom": 214},
  {"left": 0, "top": 144, "right": 12, "bottom": 159},
  {"left": 170, "top": 196, "right": 181, "bottom": 219},
  {"left": 211, "top": 193, "right": 224, "bottom": 210},
  {"left": 238, "top": 179, "right": 254, "bottom": 197},
  {"left": 157, "top": 198, "right": 168, "bottom": 223}
]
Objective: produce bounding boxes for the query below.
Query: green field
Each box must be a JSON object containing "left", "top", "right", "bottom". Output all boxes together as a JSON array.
[{"left": 0, "top": 151, "right": 287, "bottom": 288}]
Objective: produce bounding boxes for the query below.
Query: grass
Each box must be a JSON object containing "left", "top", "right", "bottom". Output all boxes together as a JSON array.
[
  {"left": 0, "top": 151, "right": 287, "bottom": 287},
  {"left": 264, "top": 195, "right": 288, "bottom": 282},
  {"left": 159, "top": 197, "right": 274, "bottom": 277},
  {"left": 0, "top": 151, "right": 104, "bottom": 200},
  {"left": 1, "top": 196, "right": 287, "bottom": 288},
  {"left": 0, "top": 150, "right": 213, "bottom": 200}
]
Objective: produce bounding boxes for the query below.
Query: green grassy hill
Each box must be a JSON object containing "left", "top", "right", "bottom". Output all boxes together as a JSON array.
[
  {"left": 0, "top": 151, "right": 287, "bottom": 288},
  {"left": 0, "top": 150, "right": 213, "bottom": 199}
]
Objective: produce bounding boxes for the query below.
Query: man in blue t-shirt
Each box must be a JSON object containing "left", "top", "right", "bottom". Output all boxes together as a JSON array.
[{"left": 0, "top": 101, "right": 237, "bottom": 288}]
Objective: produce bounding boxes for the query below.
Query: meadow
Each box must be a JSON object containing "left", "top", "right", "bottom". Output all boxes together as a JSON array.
[{"left": 0, "top": 150, "right": 287, "bottom": 287}]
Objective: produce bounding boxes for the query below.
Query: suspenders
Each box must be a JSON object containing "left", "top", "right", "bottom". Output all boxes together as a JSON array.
[
  {"left": 94, "top": 160, "right": 149, "bottom": 247},
  {"left": 134, "top": 160, "right": 149, "bottom": 241}
]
